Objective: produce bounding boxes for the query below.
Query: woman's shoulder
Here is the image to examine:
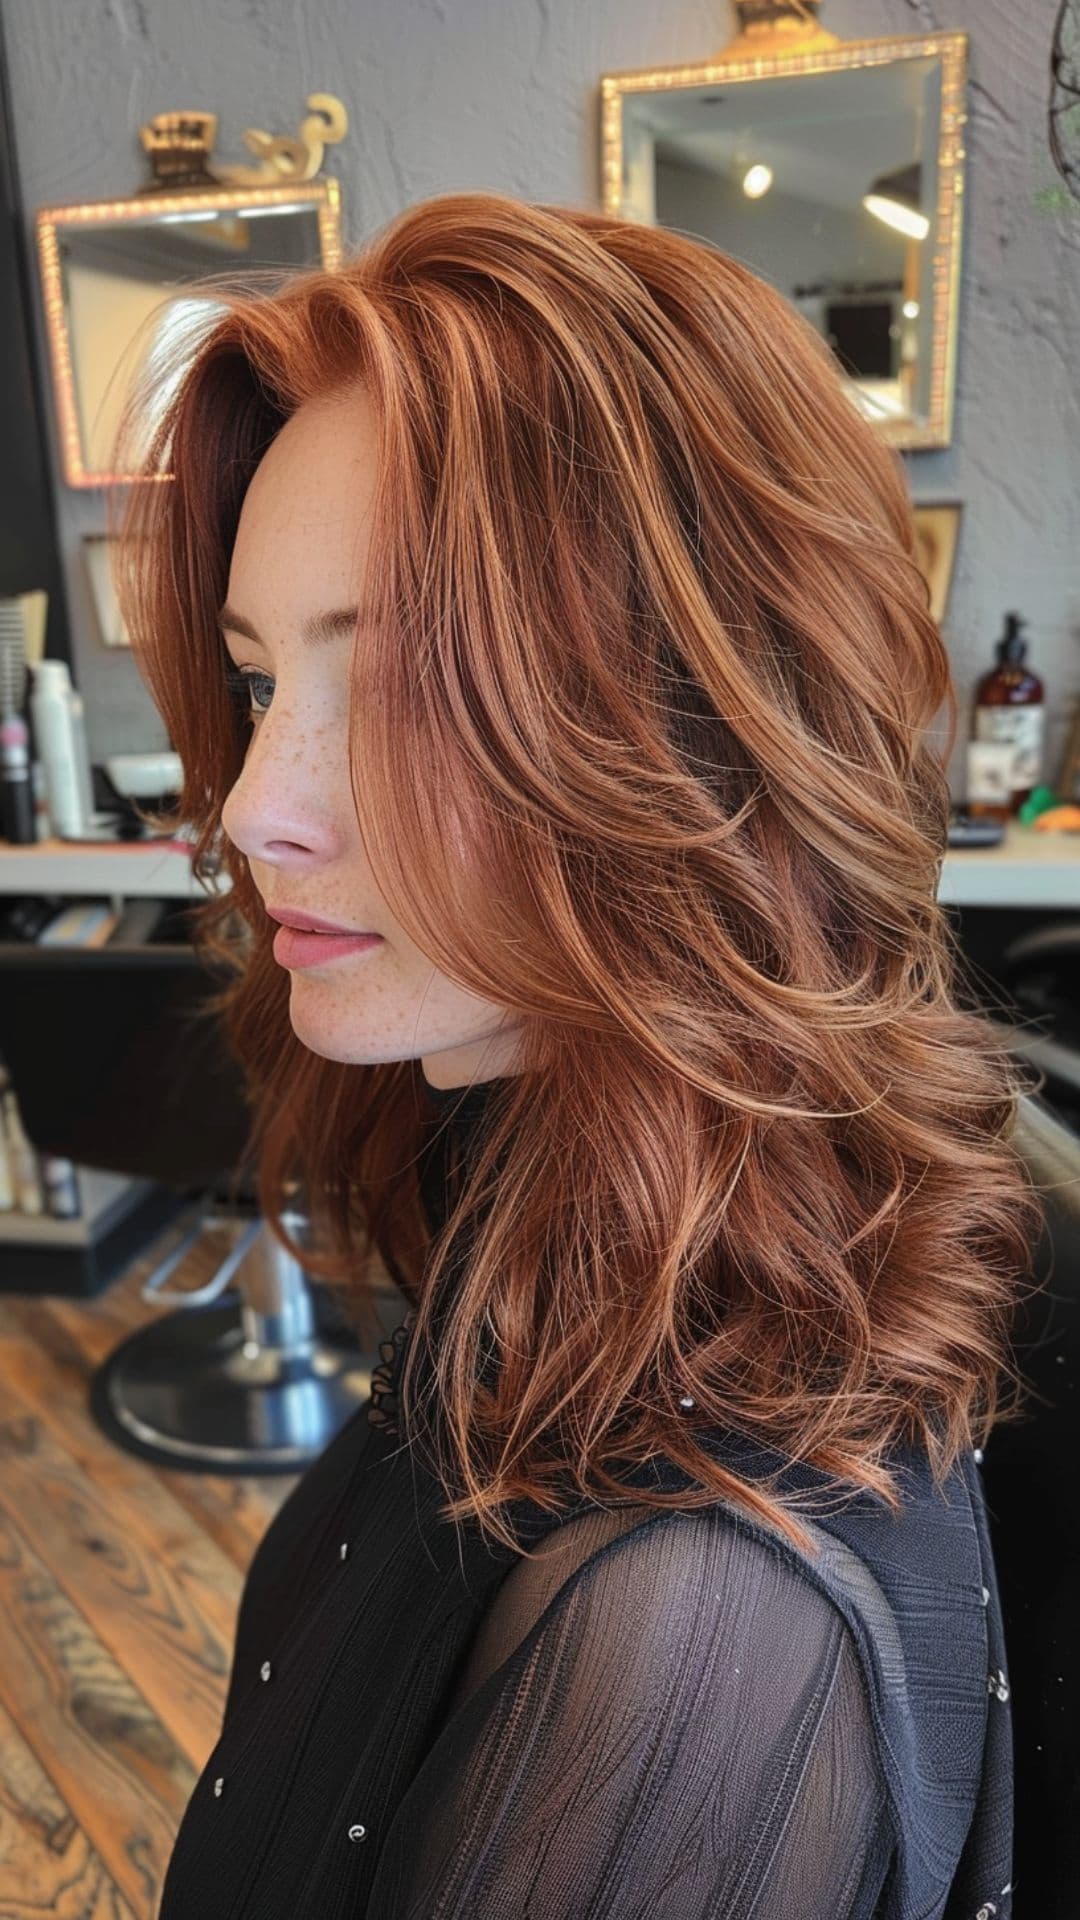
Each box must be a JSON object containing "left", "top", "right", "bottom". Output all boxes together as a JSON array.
[
  {"left": 494, "top": 1439, "right": 1003, "bottom": 1920},
  {"left": 532, "top": 1433, "right": 991, "bottom": 1676},
  {"left": 579, "top": 1436, "right": 1003, "bottom": 1920},
  {"left": 614, "top": 1434, "right": 998, "bottom": 1750},
  {"left": 503, "top": 1492, "right": 880, "bottom": 1733},
  {"left": 612, "top": 1426, "right": 993, "bottom": 1621}
]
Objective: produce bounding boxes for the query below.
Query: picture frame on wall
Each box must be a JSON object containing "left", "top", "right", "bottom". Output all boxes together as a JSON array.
[
  {"left": 912, "top": 501, "right": 963, "bottom": 625},
  {"left": 81, "top": 532, "right": 130, "bottom": 648}
]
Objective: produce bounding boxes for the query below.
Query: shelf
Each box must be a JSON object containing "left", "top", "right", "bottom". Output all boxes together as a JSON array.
[
  {"left": 0, "top": 1165, "right": 153, "bottom": 1246},
  {"left": 938, "top": 821, "right": 1080, "bottom": 909},
  {"left": 0, "top": 1165, "right": 185, "bottom": 1297},
  {"left": 0, "top": 837, "right": 226, "bottom": 900}
]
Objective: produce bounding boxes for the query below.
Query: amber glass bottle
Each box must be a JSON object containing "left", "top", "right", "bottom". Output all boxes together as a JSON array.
[{"left": 970, "top": 612, "right": 1044, "bottom": 818}]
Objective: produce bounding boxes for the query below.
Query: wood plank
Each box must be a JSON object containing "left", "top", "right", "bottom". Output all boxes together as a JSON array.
[
  {"left": 0, "top": 1343, "right": 243, "bottom": 1769},
  {"left": 0, "top": 1281, "right": 299, "bottom": 1568},
  {"left": 1, "top": 1323, "right": 263, "bottom": 1627},
  {"left": 0, "top": 1197, "right": 392, "bottom": 1913},
  {"left": 0, "top": 1688, "right": 138, "bottom": 1917},
  {"left": 0, "top": 1504, "right": 195, "bottom": 1915}
]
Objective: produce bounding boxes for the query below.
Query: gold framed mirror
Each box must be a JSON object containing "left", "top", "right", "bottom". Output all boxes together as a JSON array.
[
  {"left": 600, "top": 18, "right": 967, "bottom": 449},
  {"left": 35, "top": 176, "right": 342, "bottom": 487}
]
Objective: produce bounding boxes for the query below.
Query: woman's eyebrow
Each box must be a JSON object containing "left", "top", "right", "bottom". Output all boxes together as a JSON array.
[{"left": 216, "top": 603, "right": 372, "bottom": 646}]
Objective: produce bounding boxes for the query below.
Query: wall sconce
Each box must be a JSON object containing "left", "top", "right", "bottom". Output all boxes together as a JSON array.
[{"left": 862, "top": 162, "right": 929, "bottom": 240}]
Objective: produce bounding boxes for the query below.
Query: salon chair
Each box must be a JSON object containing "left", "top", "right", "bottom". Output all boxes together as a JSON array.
[{"left": 0, "top": 903, "right": 394, "bottom": 1475}]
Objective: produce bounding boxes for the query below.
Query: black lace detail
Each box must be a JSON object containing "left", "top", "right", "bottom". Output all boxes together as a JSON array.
[{"left": 366, "top": 1308, "right": 418, "bottom": 1436}]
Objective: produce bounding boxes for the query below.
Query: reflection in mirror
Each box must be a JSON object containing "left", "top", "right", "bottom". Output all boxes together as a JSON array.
[
  {"left": 605, "top": 34, "right": 966, "bottom": 449},
  {"left": 36, "top": 181, "right": 341, "bottom": 486}
]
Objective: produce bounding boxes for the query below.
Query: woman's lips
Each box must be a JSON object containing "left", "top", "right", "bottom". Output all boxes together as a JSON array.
[{"left": 272, "top": 925, "right": 384, "bottom": 969}]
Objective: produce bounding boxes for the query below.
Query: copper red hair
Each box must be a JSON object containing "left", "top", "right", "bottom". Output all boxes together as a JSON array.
[{"left": 109, "top": 190, "right": 1044, "bottom": 1555}]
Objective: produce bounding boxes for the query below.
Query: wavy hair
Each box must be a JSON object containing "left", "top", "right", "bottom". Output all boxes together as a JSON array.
[{"left": 109, "top": 189, "right": 1045, "bottom": 1557}]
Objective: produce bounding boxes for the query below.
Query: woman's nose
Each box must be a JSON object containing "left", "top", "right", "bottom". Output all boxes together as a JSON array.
[{"left": 221, "top": 706, "right": 344, "bottom": 869}]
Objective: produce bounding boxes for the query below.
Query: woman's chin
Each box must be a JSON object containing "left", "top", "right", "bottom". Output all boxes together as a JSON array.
[{"left": 286, "top": 991, "right": 370, "bottom": 1064}]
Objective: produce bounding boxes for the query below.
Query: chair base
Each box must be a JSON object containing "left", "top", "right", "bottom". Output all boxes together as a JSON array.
[{"left": 88, "top": 1290, "right": 374, "bottom": 1475}]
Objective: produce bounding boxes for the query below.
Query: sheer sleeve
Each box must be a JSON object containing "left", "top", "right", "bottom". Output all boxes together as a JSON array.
[{"left": 366, "top": 1505, "right": 896, "bottom": 1919}]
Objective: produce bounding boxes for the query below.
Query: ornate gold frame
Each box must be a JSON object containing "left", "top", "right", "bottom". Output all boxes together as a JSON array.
[
  {"left": 35, "top": 176, "right": 342, "bottom": 488},
  {"left": 600, "top": 31, "right": 967, "bottom": 450}
]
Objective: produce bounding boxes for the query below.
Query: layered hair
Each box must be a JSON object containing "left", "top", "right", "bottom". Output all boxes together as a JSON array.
[{"left": 109, "top": 189, "right": 1044, "bottom": 1556}]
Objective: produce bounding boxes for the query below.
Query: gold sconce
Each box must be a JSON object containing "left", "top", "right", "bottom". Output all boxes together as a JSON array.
[{"left": 135, "top": 93, "right": 349, "bottom": 193}]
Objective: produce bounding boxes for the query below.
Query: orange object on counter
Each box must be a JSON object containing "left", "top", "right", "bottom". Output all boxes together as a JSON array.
[{"left": 1031, "top": 804, "right": 1080, "bottom": 831}]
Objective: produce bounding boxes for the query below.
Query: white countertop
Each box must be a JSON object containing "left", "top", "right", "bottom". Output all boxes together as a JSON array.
[
  {"left": 1, "top": 821, "right": 1079, "bottom": 911},
  {"left": 0, "top": 836, "right": 222, "bottom": 900},
  {"left": 936, "top": 820, "right": 1080, "bottom": 908}
]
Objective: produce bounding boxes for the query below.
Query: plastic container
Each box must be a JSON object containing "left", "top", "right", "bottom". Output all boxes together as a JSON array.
[
  {"left": 41, "top": 1152, "right": 82, "bottom": 1219},
  {"left": 0, "top": 711, "right": 36, "bottom": 843},
  {"left": 68, "top": 688, "right": 97, "bottom": 825},
  {"left": 29, "top": 658, "right": 90, "bottom": 837},
  {"left": 30, "top": 759, "right": 51, "bottom": 839},
  {"left": 0, "top": 1082, "right": 43, "bottom": 1214}
]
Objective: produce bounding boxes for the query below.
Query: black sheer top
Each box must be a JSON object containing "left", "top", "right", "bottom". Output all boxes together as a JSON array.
[{"left": 155, "top": 1073, "right": 1014, "bottom": 1919}]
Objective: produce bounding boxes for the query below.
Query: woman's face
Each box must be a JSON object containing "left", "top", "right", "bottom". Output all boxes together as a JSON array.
[{"left": 219, "top": 387, "right": 524, "bottom": 1091}]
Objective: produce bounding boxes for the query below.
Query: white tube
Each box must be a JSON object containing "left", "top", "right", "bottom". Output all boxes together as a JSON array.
[
  {"left": 29, "top": 658, "right": 87, "bottom": 837},
  {"left": 68, "top": 689, "right": 97, "bottom": 824}
]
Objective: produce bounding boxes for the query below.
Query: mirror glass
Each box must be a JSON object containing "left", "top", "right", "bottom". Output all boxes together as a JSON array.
[
  {"left": 45, "top": 195, "right": 332, "bottom": 482},
  {"left": 620, "top": 52, "right": 948, "bottom": 441}
]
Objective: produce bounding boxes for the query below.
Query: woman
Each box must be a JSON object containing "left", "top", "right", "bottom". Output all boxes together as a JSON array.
[{"left": 111, "top": 190, "right": 1042, "bottom": 1919}]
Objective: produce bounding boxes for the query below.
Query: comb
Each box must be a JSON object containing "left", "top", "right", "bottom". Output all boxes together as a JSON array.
[{"left": 0, "top": 599, "right": 28, "bottom": 718}]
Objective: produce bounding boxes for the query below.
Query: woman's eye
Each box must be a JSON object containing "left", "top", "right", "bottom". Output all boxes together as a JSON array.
[{"left": 222, "top": 665, "right": 274, "bottom": 718}]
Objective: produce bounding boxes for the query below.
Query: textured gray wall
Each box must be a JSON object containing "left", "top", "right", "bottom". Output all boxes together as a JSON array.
[{"left": 2, "top": 0, "right": 1077, "bottom": 797}]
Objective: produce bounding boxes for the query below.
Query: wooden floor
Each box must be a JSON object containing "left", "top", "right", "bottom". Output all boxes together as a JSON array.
[{"left": 0, "top": 1220, "right": 385, "bottom": 1920}]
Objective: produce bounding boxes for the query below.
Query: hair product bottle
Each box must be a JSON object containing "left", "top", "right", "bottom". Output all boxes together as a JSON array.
[
  {"left": 970, "top": 613, "right": 1045, "bottom": 818},
  {"left": 30, "top": 759, "right": 52, "bottom": 839},
  {"left": 29, "top": 658, "right": 91, "bottom": 838},
  {"left": 0, "top": 713, "right": 35, "bottom": 842},
  {"left": 0, "top": 1067, "right": 44, "bottom": 1215},
  {"left": 41, "top": 1153, "right": 82, "bottom": 1219},
  {"left": 0, "top": 1068, "right": 14, "bottom": 1210},
  {"left": 0, "top": 601, "right": 36, "bottom": 844},
  {"left": 67, "top": 687, "right": 97, "bottom": 826}
]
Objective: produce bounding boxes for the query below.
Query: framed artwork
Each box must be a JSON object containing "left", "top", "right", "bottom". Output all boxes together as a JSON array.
[
  {"left": 912, "top": 501, "right": 962, "bottom": 624},
  {"left": 81, "top": 532, "right": 130, "bottom": 647}
]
